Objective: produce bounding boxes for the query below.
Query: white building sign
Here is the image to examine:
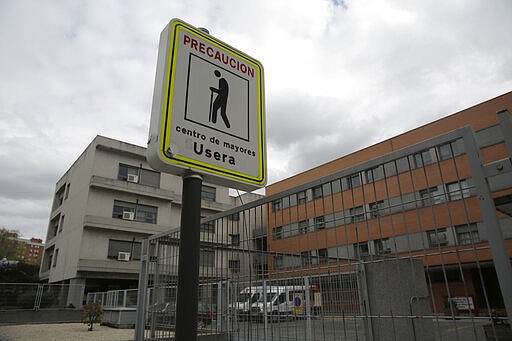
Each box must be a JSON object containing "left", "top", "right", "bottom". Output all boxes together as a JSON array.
[{"left": 147, "top": 19, "right": 266, "bottom": 191}]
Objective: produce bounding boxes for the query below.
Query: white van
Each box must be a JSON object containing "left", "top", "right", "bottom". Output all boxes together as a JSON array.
[
  {"left": 229, "top": 286, "right": 263, "bottom": 320},
  {"left": 249, "top": 285, "right": 322, "bottom": 321}
]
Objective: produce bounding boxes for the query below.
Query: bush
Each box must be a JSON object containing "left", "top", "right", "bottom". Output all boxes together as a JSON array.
[{"left": 82, "top": 302, "right": 103, "bottom": 331}]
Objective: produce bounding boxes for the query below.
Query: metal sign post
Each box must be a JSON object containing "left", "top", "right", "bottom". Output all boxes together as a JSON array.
[
  {"left": 175, "top": 172, "right": 203, "bottom": 341},
  {"left": 147, "top": 18, "right": 266, "bottom": 340}
]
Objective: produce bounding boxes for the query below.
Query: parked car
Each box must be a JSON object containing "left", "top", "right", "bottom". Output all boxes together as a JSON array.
[{"left": 149, "top": 301, "right": 213, "bottom": 329}]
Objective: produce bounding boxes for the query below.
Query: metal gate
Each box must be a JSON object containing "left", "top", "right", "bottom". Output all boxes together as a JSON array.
[{"left": 135, "top": 111, "right": 512, "bottom": 340}]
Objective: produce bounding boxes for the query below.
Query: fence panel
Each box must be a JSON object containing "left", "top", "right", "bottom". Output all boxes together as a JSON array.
[
  {"left": 136, "top": 125, "right": 512, "bottom": 340},
  {"left": 0, "top": 283, "right": 85, "bottom": 310}
]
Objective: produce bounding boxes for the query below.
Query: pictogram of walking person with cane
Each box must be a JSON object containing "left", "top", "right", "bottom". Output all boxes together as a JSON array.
[{"left": 209, "top": 70, "right": 231, "bottom": 128}]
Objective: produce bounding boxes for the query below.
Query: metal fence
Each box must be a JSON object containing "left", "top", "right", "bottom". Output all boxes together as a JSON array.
[
  {"left": 87, "top": 288, "right": 138, "bottom": 309},
  {"left": 0, "top": 283, "right": 85, "bottom": 310},
  {"left": 135, "top": 119, "right": 512, "bottom": 340}
]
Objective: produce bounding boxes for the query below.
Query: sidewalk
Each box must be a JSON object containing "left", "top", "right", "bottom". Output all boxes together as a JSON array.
[{"left": 0, "top": 323, "right": 134, "bottom": 341}]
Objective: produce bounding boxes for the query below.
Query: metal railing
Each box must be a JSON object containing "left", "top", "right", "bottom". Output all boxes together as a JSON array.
[
  {"left": 0, "top": 283, "right": 84, "bottom": 310},
  {"left": 86, "top": 288, "right": 138, "bottom": 308}
]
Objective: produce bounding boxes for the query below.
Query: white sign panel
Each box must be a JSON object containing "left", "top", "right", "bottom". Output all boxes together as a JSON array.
[{"left": 147, "top": 19, "right": 266, "bottom": 191}]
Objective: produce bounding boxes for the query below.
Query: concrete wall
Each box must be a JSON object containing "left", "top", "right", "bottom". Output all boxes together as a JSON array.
[
  {"left": 359, "top": 258, "right": 434, "bottom": 341},
  {"left": 0, "top": 309, "right": 83, "bottom": 325}
]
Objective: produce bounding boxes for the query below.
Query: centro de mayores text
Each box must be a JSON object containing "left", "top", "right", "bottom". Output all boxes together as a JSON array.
[
  {"left": 176, "top": 126, "right": 256, "bottom": 166},
  {"left": 183, "top": 34, "right": 255, "bottom": 78}
]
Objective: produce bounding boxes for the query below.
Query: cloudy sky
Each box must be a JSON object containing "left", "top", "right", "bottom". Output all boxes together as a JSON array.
[{"left": 1, "top": 0, "right": 511, "bottom": 240}]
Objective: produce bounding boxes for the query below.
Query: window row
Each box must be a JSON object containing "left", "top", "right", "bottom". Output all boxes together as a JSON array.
[
  {"left": 272, "top": 140, "right": 465, "bottom": 212},
  {"left": 273, "top": 179, "right": 473, "bottom": 240},
  {"left": 119, "top": 164, "right": 219, "bottom": 202},
  {"left": 112, "top": 200, "right": 158, "bottom": 224},
  {"left": 118, "top": 163, "right": 161, "bottom": 188},
  {"left": 273, "top": 223, "right": 481, "bottom": 270}
]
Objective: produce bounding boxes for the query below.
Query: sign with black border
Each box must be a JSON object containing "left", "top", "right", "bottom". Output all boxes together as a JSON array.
[{"left": 147, "top": 19, "right": 266, "bottom": 191}]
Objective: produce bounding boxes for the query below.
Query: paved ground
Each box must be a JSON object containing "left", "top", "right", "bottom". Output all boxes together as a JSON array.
[{"left": 0, "top": 323, "right": 134, "bottom": 341}]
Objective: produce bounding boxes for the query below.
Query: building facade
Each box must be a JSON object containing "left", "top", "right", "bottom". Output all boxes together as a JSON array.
[
  {"left": 265, "top": 92, "right": 512, "bottom": 313},
  {"left": 39, "top": 136, "right": 256, "bottom": 300},
  {"left": 15, "top": 237, "right": 44, "bottom": 264}
]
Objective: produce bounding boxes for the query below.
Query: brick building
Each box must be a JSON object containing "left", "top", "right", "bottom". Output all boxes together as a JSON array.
[
  {"left": 265, "top": 92, "right": 512, "bottom": 313},
  {"left": 15, "top": 237, "right": 44, "bottom": 264}
]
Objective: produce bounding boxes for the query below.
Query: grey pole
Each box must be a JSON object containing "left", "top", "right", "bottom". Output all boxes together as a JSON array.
[
  {"left": 135, "top": 239, "right": 149, "bottom": 341},
  {"left": 305, "top": 276, "right": 312, "bottom": 341},
  {"left": 175, "top": 172, "right": 203, "bottom": 341},
  {"left": 497, "top": 110, "right": 512, "bottom": 156},
  {"left": 462, "top": 126, "right": 512, "bottom": 327}
]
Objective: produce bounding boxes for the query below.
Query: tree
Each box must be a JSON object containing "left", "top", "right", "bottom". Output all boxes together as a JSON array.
[
  {"left": 82, "top": 302, "right": 103, "bottom": 331},
  {"left": 0, "top": 261, "right": 40, "bottom": 282},
  {"left": 0, "top": 228, "right": 22, "bottom": 260}
]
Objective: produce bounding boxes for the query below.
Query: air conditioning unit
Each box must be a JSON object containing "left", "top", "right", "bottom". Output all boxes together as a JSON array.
[
  {"left": 122, "top": 211, "right": 135, "bottom": 220},
  {"left": 127, "top": 174, "right": 139, "bottom": 183},
  {"left": 118, "top": 252, "right": 130, "bottom": 261}
]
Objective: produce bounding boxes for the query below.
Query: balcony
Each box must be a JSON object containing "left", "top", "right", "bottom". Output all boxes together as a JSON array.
[
  {"left": 90, "top": 176, "right": 177, "bottom": 201},
  {"left": 77, "top": 259, "right": 140, "bottom": 277},
  {"left": 83, "top": 215, "right": 172, "bottom": 235}
]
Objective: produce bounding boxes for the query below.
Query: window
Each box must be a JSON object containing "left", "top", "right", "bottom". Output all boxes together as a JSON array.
[
  {"left": 59, "top": 215, "right": 65, "bottom": 233},
  {"left": 298, "top": 220, "right": 309, "bottom": 234},
  {"left": 354, "top": 242, "right": 369, "bottom": 258},
  {"left": 277, "top": 293, "right": 287, "bottom": 304},
  {"left": 49, "top": 215, "right": 60, "bottom": 238},
  {"left": 201, "top": 220, "right": 215, "bottom": 233},
  {"left": 52, "top": 249, "right": 59, "bottom": 267},
  {"left": 419, "top": 187, "right": 441, "bottom": 206},
  {"left": 347, "top": 173, "right": 361, "bottom": 189},
  {"left": 312, "top": 186, "right": 323, "bottom": 199},
  {"left": 350, "top": 206, "right": 365, "bottom": 223},
  {"left": 368, "top": 200, "right": 385, "bottom": 218},
  {"left": 413, "top": 150, "right": 433, "bottom": 168},
  {"left": 201, "top": 185, "right": 216, "bottom": 202},
  {"left": 273, "top": 226, "right": 283, "bottom": 240},
  {"left": 53, "top": 184, "right": 66, "bottom": 211},
  {"left": 46, "top": 251, "right": 53, "bottom": 270},
  {"left": 314, "top": 216, "right": 325, "bottom": 230},
  {"left": 230, "top": 234, "right": 240, "bottom": 246},
  {"left": 274, "top": 255, "right": 284, "bottom": 269},
  {"left": 456, "top": 224, "right": 479, "bottom": 245},
  {"left": 112, "top": 200, "right": 158, "bottom": 224},
  {"left": 136, "top": 205, "right": 158, "bottom": 223},
  {"left": 272, "top": 199, "right": 282, "bottom": 212},
  {"left": 108, "top": 239, "right": 142, "bottom": 260},
  {"left": 229, "top": 259, "right": 240, "bottom": 273},
  {"left": 301, "top": 251, "right": 312, "bottom": 266},
  {"left": 396, "top": 157, "right": 410, "bottom": 173},
  {"left": 365, "top": 165, "right": 385, "bottom": 183},
  {"left": 199, "top": 250, "right": 215, "bottom": 267},
  {"left": 446, "top": 179, "right": 471, "bottom": 201},
  {"left": 297, "top": 191, "right": 307, "bottom": 204},
  {"left": 437, "top": 143, "right": 453, "bottom": 161},
  {"left": 437, "top": 141, "right": 461, "bottom": 161},
  {"left": 427, "top": 229, "right": 449, "bottom": 248},
  {"left": 384, "top": 161, "right": 397, "bottom": 177},
  {"left": 317, "top": 248, "right": 329, "bottom": 263},
  {"left": 118, "top": 164, "right": 160, "bottom": 187},
  {"left": 65, "top": 183, "right": 70, "bottom": 200},
  {"left": 229, "top": 212, "right": 240, "bottom": 221},
  {"left": 374, "top": 238, "right": 392, "bottom": 254}
]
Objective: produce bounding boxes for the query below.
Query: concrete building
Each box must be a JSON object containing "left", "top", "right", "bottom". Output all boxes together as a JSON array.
[
  {"left": 39, "top": 135, "right": 255, "bottom": 297},
  {"left": 265, "top": 92, "right": 512, "bottom": 313}
]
